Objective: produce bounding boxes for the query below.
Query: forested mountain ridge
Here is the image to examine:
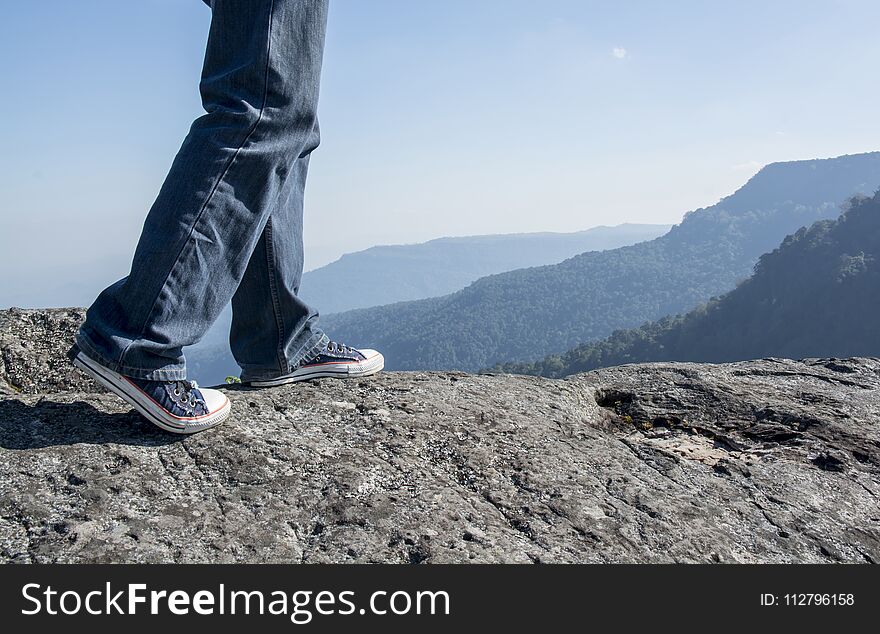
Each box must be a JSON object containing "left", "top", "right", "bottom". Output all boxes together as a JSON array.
[
  {"left": 299, "top": 223, "right": 670, "bottom": 315},
  {"left": 320, "top": 152, "right": 880, "bottom": 371},
  {"left": 497, "top": 191, "right": 880, "bottom": 377},
  {"left": 185, "top": 224, "right": 668, "bottom": 385}
]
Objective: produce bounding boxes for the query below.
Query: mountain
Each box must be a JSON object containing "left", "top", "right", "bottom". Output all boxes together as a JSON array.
[
  {"left": 319, "top": 152, "right": 880, "bottom": 372},
  {"left": 497, "top": 192, "right": 880, "bottom": 377},
  {"left": 298, "top": 224, "right": 671, "bottom": 314},
  {"left": 3, "top": 308, "right": 879, "bottom": 563},
  {"left": 184, "top": 223, "right": 670, "bottom": 385}
]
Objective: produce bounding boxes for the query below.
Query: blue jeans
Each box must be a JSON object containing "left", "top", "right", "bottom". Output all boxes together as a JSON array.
[{"left": 76, "top": 0, "right": 330, "bottom": 382}]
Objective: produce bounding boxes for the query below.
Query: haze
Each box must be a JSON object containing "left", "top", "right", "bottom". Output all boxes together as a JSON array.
[{"left": 3, "top": 0, "right": 880, "bottom": 307}]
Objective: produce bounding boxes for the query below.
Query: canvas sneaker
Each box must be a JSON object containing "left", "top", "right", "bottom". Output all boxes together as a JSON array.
[
  {"left": 69, "top": 345, "right": 230, "bottom": 434},
  {"left": 248, "top": 340, "right": 384, "bottom": 387}
]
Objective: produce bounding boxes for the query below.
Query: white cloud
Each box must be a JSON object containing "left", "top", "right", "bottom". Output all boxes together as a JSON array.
[{"left": 612, "top": 47, "right": 627, "bottom": 59}]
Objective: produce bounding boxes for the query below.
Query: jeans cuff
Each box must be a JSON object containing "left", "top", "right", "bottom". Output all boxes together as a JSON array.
[
  {"left": 290, "top": 330, "right": 330, "bottom": 368},
  {"left": 74, "top": 330, "right": 188, "bottom": 381},
  {"left": 239, "top": 330, "right": 329, "bottom": 382}
]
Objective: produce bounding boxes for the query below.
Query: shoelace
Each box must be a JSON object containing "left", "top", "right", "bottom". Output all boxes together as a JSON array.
[
  {"left": 326, "top": 340, "right": 354, "bottom": 354},
  {"left": 300, "top": 341, "right": 356, "bottom": 366},
  {"left": 170, "top": 379, "right": 201, "bottom": 408}
]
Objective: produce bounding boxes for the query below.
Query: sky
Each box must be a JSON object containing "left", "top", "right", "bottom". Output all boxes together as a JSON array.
[{"left": 3, "top": 0, "right": 880, "bottom": 307}]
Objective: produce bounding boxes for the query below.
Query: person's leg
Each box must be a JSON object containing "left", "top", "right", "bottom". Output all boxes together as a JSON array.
[
  {"left": 230, "top": 121, "right": 329, "bottom": 382},
  {"left": 75, "top": 0, "right": 329, "bottom": 381},
  {"left": 230, "top": 117, "right": 384, "bottom": 385}
]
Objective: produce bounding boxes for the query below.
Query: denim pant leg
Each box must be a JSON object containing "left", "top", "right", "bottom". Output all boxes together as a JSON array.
[
  {"left": 75, "top": 0, "right": 329, "bottom": 381},
  {"left": 231, "top": 122, "right": 329, "bottom": 382}
]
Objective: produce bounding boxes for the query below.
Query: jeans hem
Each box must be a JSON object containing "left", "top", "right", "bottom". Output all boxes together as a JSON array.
[
  {"left": 239, "top": 329, "right": 328, "bottom": 382},
  {"left": 74, "top": 330, "right": 188, "bottom": 381}
]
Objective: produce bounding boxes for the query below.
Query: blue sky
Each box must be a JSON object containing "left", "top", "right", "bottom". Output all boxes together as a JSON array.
[{"left": 3, "top": 0, "right": 880, "bottom": 307}]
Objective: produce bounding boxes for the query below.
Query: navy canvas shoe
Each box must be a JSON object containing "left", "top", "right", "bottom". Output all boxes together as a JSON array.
[
  {"left": 69, "top": 346, "right": 230, "bottom": 434},
  {"left": 248, "top": 340, "right": 384, "bottom": 387}
]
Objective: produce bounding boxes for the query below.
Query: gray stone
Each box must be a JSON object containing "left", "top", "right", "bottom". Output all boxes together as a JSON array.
[
  {"left": 0, "top": 307, "right": 97, "bottom": 395},
  {"left": 1, "top": 308, "right": 878, "bottom": 563}
]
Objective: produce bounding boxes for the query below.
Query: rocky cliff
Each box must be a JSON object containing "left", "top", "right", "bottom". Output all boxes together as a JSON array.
[{"left": 1, "top": 308, "right": 878, "bottom": 563}]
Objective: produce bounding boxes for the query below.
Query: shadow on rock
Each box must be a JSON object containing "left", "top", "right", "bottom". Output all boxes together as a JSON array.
[{"left": 0, "top": 399, "right": 182, "bottom": 449}]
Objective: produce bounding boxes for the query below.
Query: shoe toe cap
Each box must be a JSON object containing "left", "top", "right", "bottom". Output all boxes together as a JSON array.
[
  {"left": 200, "top": 387, "right": 230, "bottom": 414},
  {"left": 356, "top": 349, "right": 384, "bottom": 372}
]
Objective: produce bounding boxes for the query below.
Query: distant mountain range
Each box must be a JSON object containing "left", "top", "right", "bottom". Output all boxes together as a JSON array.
[
  {"left": 298, "top": 224, "right": 671, "bottom": 314},
  {"left": 185, "top": 223, "right": 667, "bottom": 385},
  {"left": 496, "top": 191, "right": 880, "bottom": 376},
  {"left": 319, "top": 152, "right": 880, "bottom": 372}
]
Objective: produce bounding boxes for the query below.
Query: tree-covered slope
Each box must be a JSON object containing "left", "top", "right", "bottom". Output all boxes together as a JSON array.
[
  {"left": 184, "top": 224, "right": 668, "bottom": 385},
  {"left": 499, "top": 192, "right": 880, "bottom": 377},
  {"left": 300, "top": 223, "right": 670, "bottom": 315},
  {"left": 321, "top": 152, "right": 880, "bottom": 371}
]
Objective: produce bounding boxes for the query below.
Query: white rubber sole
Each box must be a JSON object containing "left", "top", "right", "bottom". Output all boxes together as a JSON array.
[
  {"left": 249, "top": 351, "right": 384, "bottom": 387},
  {"left": 73, "top": 352, "right": 230, "bottom": 434}
]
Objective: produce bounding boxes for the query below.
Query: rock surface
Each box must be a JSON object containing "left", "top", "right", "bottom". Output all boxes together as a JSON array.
[{"left": 1, "top": 308, "right": 878, "bottom": 563}]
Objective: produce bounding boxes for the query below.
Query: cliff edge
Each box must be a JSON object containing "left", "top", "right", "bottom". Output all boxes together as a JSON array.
[{"left": 1, "top": 308, "right": 878, "bottom": 563}]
